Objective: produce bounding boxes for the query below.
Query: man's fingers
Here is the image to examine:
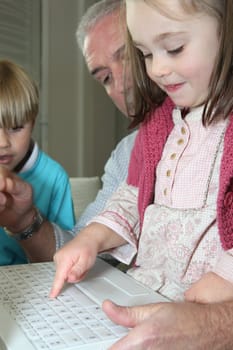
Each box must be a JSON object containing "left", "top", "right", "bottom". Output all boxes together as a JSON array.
[
  {"left": 8, "top": 177, "right": 32, "bottom": 200},
  {"left": 0, "top": 167, "right": 10, "bottom": 191},
  {"left": 0, "top": 192, "right": 8, "bottom": 206},
  {"left": 102, "top": 300, "right": 161, "bottom": 328},
  {"left": 107, "top": 310, "right": 154, "bottom": 350},
  {"left": 0, "top": 173, "right": 32, "bottom": 205}
]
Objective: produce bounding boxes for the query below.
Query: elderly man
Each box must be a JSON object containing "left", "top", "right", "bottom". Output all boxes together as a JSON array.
[{"left": 75, "top": 0, "right": 137, "bottom": 233}]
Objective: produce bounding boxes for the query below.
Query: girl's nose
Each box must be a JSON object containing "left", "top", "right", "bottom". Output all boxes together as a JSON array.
[{"left": 151, "top": 56, "right": 171, "bottom": 78}]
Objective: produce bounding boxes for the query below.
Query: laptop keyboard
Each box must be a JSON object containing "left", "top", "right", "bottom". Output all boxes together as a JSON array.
[{"left": 0, "top": 262, "right": 128, "bottom": 349}]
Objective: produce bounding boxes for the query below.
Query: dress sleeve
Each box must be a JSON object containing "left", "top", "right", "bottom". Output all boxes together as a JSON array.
[{"left": 89, "top": 182, "right": 140, "bottom": 265}]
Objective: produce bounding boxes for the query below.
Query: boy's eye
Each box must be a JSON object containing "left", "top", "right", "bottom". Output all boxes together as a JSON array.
[
  {"left": 9, "top": 126, "right": 24, "bottom": 132},
  {"left": 167, "top": 46, "right": 184, "bottom": 55}
]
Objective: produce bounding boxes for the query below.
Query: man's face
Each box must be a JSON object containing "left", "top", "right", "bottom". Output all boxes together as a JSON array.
[{"left": 84, "top": 9, "right": 133, "bottom": 116}]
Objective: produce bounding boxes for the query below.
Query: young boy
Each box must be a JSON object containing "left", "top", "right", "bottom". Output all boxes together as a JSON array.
[{"left": 0, "top": 60, "right": 75, "bottom": 265}]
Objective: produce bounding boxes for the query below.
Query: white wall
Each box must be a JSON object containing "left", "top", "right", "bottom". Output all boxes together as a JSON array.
[{"left": 41, "top": 0, "right": 128, "bottom": 177}]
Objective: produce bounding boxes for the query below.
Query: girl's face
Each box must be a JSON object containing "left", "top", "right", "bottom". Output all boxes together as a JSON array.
[
  {"left": 0, "top": 121, "right": 33, "bottom": 171},
  {"left": 126, "top": 0, "right": 220, "bottom": 108}
]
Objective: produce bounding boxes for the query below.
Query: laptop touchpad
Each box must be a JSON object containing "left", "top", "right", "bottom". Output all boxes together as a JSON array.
[{"left": 77, "top": 277, "right": 166, "bottom": 306}]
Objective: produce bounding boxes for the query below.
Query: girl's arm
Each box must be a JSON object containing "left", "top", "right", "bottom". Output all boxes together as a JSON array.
[
  {"left": 88, "top": 182, "right": 140, "bottom": 265},
  {"left": 50, "top": 222, "right": 126, "bottom": 298}
]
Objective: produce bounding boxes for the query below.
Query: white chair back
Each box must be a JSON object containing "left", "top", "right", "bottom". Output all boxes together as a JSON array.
[{"left": 69, "top": 177, "right": 101, "bottom": 219}]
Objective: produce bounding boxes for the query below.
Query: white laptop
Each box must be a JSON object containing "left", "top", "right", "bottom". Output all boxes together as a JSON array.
[{"left": 0, "top": 257, "right": 168, "bottom": 350}]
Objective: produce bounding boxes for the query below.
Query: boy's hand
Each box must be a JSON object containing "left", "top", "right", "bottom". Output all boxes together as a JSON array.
[{"left": 185, "top": 272, "right": 233, "bottom": 303}]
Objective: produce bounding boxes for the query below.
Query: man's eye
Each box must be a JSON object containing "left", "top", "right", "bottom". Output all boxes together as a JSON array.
[
  {"left": 167, "top": 46, "right": 184, "bottom": 55},
  {"left": 102, "top": 73, "right": 112, "bottom": 86}
]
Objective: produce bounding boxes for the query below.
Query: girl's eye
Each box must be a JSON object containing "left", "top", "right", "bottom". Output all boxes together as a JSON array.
[
  {"left": 138, "top": 49, "right": 152, "bottom": 60},
  {"left": 143, "top": 53, "right": 152, "bottom": 60},
  {"left": 167, "top": 46, "right": 184, "bottom": 55}
]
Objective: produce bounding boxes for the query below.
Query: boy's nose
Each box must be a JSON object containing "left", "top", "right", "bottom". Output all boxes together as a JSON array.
[{"left": 0, "top": 130, "right": 10, "bottom": 148}]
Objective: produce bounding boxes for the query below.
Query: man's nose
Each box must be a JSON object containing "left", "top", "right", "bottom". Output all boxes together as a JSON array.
[{"left": 112, "top": 63, "right": 125, "bottom": 94}]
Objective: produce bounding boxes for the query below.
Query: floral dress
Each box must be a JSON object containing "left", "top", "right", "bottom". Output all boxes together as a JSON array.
[{"left": 93, "top": 107, "right": 230, "bottom": 301}]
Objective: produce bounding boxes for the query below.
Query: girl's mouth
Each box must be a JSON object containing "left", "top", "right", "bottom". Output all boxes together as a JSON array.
[{"left": 164, "top": 82, "right": 184, "bottom": 93}]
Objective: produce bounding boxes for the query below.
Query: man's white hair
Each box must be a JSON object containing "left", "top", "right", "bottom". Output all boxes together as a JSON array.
[{"left": 76, "top": 0, "right": 123, "bottom": 54}]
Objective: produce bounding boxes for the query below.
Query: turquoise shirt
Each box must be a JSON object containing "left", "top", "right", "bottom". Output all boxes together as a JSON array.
[{"left": 0, "top": 148, "right": 75, "bottom": 265}]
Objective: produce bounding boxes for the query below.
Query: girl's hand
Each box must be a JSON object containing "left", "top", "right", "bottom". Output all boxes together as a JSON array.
[
  {"left": 49, "top": 222, "right": 122, "bottom": 298},
  {"left": 184, "top": 272, "right": 233, "bottom": 303},
  {"left": 49, "top": 225, "right": 100, "bottom": 298}
]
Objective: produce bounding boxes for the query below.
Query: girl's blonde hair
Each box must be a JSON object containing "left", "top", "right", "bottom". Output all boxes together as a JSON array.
[
  {"left": 0, "top": 60, "right": 39, "bottom": 129},
  {"left": 126, "top": 0, "right": 233, "bottom": 127}
]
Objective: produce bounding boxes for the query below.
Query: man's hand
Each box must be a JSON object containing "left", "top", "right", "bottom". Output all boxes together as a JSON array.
[
  {"left": 102, "top": 299, "right": 233, "bottom": 350},
  {"left": 0, "top": 166, "right": 34, "bottom": 230}
]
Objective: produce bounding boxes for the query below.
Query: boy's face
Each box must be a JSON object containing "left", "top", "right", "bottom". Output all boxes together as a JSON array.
[{"left": 0, "top": 121, "right": 33, "bottom": 171}]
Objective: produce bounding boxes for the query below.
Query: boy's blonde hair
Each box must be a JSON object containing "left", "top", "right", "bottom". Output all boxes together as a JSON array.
[
  {"left": 0, "top": 60, "right": 39, "bottom": 129},
  {"left": 126, "top": 0, "right": 232, "bottom": 127}
]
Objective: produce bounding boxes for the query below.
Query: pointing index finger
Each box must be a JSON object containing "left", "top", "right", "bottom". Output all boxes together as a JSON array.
[{"left": 49, "top": 263, "right": 69, "bottom": 298}]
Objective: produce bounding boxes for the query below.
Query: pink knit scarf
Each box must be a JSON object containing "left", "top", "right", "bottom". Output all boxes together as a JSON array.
[{"left": 127, "top": 97, "right": 174, "bottom": 226}]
